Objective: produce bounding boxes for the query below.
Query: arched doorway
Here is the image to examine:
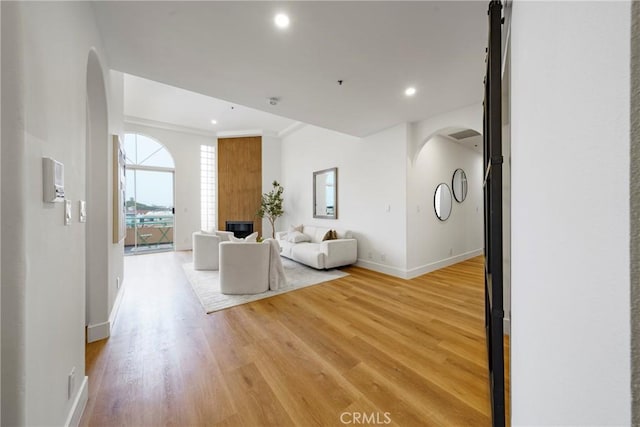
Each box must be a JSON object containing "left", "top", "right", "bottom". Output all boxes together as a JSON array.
[
  {"left": 123, "top": 133, "right": 175, "bottom": 255},
  {"left": 85, "top": 49, "right": 110, "bottom": 341}
]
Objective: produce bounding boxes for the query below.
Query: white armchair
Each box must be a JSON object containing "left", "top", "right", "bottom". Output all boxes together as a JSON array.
[
  {"left": 192, "top": 230, "right": 234, "bottom": 271},
  {"left": 219, "top": 242, "right": 270, "bottom": 295}
]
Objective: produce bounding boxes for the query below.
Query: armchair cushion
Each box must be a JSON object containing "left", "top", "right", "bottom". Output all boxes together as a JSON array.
[
  {"left": 229, "top": 231, "right": 258, "bottom": 242},
  {"left": 192, "top": 231, "right": 221, "bottom": 271},
  {"left": 219, "top": 242, "right": 270, "bottom": 294}
]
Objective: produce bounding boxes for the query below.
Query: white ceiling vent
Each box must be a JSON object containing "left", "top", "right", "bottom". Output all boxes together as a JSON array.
[{"left": 448, "top": 129, "right": 481, "bottom": 140}]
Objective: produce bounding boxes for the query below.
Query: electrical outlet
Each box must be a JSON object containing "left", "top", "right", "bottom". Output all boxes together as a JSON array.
[
  {"left": 368, "top": 251, "right": 373, "bottom": 260},
  {"left": 381, "top": 253, "right": 387, "bottom": 262},
  {"left": 68, "top": 367, "right": 76, "bottom": 400}
]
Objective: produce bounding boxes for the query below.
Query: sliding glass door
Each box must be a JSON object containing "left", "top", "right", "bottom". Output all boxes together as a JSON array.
[{"left": 123, "top": 133, "right": 176, "bottom": 255}]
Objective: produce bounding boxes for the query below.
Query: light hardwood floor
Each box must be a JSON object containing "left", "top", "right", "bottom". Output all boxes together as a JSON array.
[{"left": 81, "top": 252, "right": 500, "bottom": 426}]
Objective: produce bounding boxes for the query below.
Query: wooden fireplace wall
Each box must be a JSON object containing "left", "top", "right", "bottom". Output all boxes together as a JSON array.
[{"left": 217, "top": 136, "right": 262, "bottom": 237}]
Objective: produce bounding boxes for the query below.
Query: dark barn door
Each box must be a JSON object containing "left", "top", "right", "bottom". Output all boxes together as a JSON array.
[{"left": 483, "top": 1, "right": 505, "bottom": 426}]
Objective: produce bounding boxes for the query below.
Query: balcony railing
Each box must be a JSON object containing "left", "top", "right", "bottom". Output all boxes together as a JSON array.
[{"left": 125, "top": 214, "right": 174, "bottom": 248}]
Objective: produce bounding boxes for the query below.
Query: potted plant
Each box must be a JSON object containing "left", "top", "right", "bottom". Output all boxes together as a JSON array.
[{"left": 257, "top": 181, "right": 284, "bottom": 238}]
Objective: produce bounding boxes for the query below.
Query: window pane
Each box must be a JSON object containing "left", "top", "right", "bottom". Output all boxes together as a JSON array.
[
  {"left": 123, "top": 133, "right": 175, "bottom": 169},
  {"left": 140, "top": 147, "right": 175, "bottom": 168},
  {"left": 135, "top": 170, "right": 174, "bottom": 210},
  {"left": 135, "top": 134, "right": 162, "bottom": 165},
  {"left": 200, "top": 145, "right": 216, "bottom": 231},
  {"left": 124, "top": 134, "right": 136, "bottom": 164}
]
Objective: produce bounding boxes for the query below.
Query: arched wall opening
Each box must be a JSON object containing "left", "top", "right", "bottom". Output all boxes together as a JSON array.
[
  {"left": 406, "top": 126, "right": 484, "bottom": 277},
  {"left": 85, "top": 49, "right": 110, "bottom": 343}
]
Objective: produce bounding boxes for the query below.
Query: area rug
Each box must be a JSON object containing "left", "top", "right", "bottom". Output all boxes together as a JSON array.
[{"left": 182, "top": 258, "right": 349, "bottom": 313}]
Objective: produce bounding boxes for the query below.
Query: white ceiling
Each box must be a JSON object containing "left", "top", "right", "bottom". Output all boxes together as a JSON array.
[
  {"left": 124, "top": 73, "right": 297, "bottom": 135},
  {"left": 94, "top": 1, "right": 488, "bottom": 138}
]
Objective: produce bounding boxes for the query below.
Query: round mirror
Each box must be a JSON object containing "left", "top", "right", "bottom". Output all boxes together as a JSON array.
[
  {"left": 452, "top": 168, "right": 468, "bottom": 203},
  {"left": 434, "top": 183, "right": 452, "bottom": 221}
]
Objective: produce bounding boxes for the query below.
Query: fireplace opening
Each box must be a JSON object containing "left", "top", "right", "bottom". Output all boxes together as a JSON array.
[{"left": 225, "top": 221, "right": 254, "bottom": 238}]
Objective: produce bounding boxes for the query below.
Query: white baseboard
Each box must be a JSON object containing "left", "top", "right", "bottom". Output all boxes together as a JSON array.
[
  {"left": 354, "top": 259, "right": 408, "bottom": 278},
  {"left": 65, "top": 376, "right": 88, "bottom": 427},
  {"left": 87, "top": 321, "right": 110, "bottom": 343},
  {"left": 405, "top": 248, "right": 484, "bottom": 279},
  {"left": 175, "top": 242, "right": 192, "bottom": 251},
  {"left": 504, "top": 317, "right": 511, "bottom": 335},
  {"left": 355, "top": 249, "right": 484, "bottom": 279},
  {"left": 109, "top": 282, "right": 125, "bottom": 329},
  {"left": 88, "top": 281, "right": 126, "bottom": 343}
]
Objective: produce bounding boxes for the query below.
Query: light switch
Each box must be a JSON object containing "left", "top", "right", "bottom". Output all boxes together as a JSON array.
[
  {"left": 64, "top": 200, "right": 72, "bottom": 225},
  {"left": 79, "top": 200, "right": 87, "bottom": 223},
  {"left": 386, "top": 204, "right": 391, "bottom": 213}
]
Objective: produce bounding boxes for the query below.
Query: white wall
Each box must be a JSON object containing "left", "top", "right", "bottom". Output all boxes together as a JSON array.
[
  {"left": 511, "top": 1, "right": 631, "bottom": 425},
  {"left": 124, "top": 123, "right": 215, "bottom": 251},
  {"left": 0, "top": 2, "right": 3, "bottom": 423},
  {"left": 281, "top": 123, "right": 408, "bottom": 276},
  {"left": 108, "top": 71, "right": 125, "bottom": 318},
  {"left": 1, "top": 4, "right": 26, "bottom": 423},
  {"left": 406, "top": 134, "right": 483, "bottom": 277},
  {"left": 261, "top": 135, "right": 282, "bottom": 238},
  {"left": 2, "top": 1, "right": 111, "bottom": 425}
]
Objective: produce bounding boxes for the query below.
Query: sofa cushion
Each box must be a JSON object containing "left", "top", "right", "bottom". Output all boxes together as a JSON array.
[
  {"left": 322, "top": 229, "right": 336, "bottom": 241},
  {"left": 302, "top": 225, "right": 324, "bottom": 243},
  {"left": 288, "top": 224, "right": 303, "bottom": 233},
  {"left": 335, "top": 229, "right": 353, "bottom": 239},
  {"left": 287, "top": 230, "right": 311, "bottom": 243},
  {"left": 291, "top": 243, "right": 325, "bottom": 269},
  {"left": 301, "top": 225, "right": 318, "bottom": 242},
  {"left": 278, "top": 240, "right": 294, "bottom": 258},
  {"left": 314, "top": 228, "right": 328, "bottom": 243}
]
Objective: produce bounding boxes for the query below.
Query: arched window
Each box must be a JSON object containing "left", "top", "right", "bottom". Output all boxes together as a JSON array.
[{"left": 124, "top": 133, "right": 175, "bottom": 169}]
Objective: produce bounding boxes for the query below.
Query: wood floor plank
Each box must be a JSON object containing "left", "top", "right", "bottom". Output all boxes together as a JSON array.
[{"left": 81, "top": 252, "right": 501, "bottom": 426}]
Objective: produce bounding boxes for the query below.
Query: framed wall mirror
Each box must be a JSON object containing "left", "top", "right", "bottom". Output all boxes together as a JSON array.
[
  {"left": 434, "top": 183, "right": 452, "bottom": 221},
  {"left": 313, "top": 167, "right": 338, "bottom": 219},
  {"left": 452, "top": 168, "right": 468, "bottom": 203}
]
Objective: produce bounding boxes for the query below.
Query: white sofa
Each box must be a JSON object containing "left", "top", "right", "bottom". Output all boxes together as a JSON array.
[{"left": 276, "top": 225, "right": 357, "bottom": 269}]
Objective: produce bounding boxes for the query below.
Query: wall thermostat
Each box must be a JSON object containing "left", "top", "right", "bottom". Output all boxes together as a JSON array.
[{"left": 43, "top": 157, "right": 64, "bottom": 202}]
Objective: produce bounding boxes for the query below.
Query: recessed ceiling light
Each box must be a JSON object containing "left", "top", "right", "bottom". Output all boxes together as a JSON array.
[
  {"left": 274, "top": 13, "right": 290, "bottom": 29},
  {"left": 211, "top": 119, "right": 217, "bottom": 125},
  {"left": 405, "top": 87, "right": 417, "bottom": 96}
]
